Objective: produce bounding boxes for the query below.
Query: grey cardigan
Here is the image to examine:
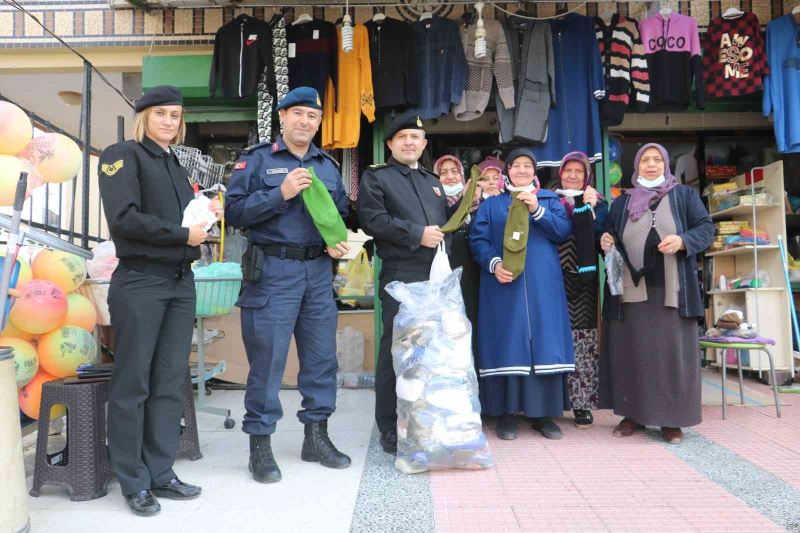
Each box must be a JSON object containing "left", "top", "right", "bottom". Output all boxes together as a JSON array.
[
  {"left": 453, "top": 18, "right": 515, "bottom": 121},
  {"left": 496, "top": 17, "right": 556, "bottom": 144}
]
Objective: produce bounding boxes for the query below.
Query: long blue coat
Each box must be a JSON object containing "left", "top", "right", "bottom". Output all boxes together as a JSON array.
[{"left": 469, "top": 190, "right": 575, "bottom": 377}]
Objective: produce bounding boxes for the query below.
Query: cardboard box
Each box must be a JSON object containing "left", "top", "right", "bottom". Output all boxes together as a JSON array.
[{"left": 193, "top": 308, "right": 376, "bottom": 386}]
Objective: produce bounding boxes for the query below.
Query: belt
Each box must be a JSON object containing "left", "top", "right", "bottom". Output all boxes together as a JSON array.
[
  {"left": 119, "top": 258, "right": 193, "bottom": 280},
  {"left": 259, "top": 243, "right": 327, "bottom": 261}
]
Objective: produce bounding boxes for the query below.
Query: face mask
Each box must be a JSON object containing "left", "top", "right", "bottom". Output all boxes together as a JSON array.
[
  {"left": 637, "top": 175, "right": 665, "bottom": 188},
  {"left": 442, "top": 182, "right": 464, "bottom": 197}
]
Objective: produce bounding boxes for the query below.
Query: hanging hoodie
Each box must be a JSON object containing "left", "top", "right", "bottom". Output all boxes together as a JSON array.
[
  {"left": 410, "top": 15, "right": 468, "bottom": 119},
  {"left": 209, "top": 14, "right": 274, "bottom": 99},
  {"left": 453, "top": 17, "right": 515, "bottom": 121},
  {"left": 762, "top": 14, "right": 800, "bottom": 153},
  {"left": 703, "top": 12, "right": 768, "bottom": 99},
  {"left": 286, "top": 19, "right": 338, "bottom": 106},
  {"left": 639, "top": 12, "right": 704, "bottom": 110},
  {"left": 594, "top": 15, "right": 651, "bottom": 126}
]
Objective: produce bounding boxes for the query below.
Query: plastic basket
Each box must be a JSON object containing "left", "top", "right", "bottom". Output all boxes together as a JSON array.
[{"left": 194, "top": 276, "right": 242, "bottom": 317}]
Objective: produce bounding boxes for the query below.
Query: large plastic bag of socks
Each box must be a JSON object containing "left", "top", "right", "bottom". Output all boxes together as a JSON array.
[{"left": 385, "top": 268, "right": 493, "bottom": 474}]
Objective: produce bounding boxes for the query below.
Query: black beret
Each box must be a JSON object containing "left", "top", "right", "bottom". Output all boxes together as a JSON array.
[
  {"left": 276, "top": 86, "right": 322, "bottom": 111},
  {"left": 134, "top": 85, "right": 183, "bottom": 113},
  {"left": 384, "top": 111, "right": 425, "bottom": 141}
]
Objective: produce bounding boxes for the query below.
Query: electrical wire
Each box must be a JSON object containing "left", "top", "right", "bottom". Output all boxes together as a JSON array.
[{"left": 1, "top": 0, "right": 134, "bottom": 109}]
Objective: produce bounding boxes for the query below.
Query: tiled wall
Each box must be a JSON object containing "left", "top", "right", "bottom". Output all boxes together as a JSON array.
[{"left": 0, "top": 1, "right": 795, "bottom": 49}]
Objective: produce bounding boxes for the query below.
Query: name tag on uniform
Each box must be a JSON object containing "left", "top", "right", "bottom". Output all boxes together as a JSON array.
[{"left": 266, "top": 168, "right": 288, "bottom": 175}]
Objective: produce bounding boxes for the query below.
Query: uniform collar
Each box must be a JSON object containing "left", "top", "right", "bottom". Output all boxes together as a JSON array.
[
  {"left": 274, "top": 136, "right": 321, "bottom": 160},
  {"left": 388, "top": 156, "right": 422, "bottom": 175},
  {"left": 140, "top": 135, "right": 173, "bottom": 158}
]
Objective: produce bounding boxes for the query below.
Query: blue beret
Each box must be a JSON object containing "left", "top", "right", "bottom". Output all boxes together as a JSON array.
[
  {"left": 384, "top": 111, "right": 425, "bottom": 141},
  {"left": 276, "top": 87, "right": 322, "bottom": 111},
  {"left": 135, "top": 85, "right": 183, "bottom": 112}
]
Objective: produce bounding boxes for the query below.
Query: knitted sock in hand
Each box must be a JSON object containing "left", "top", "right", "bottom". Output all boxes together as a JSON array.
[
  {"left": 502, "top": 192, "right": 530, "bottom": 280},
  {"left": 572, "top": 195, "right": 596, "bottom": 282}
]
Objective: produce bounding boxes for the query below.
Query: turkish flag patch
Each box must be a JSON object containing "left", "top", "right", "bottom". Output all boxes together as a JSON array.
[{"left": 234, "top": 161, "right": 247, "bottom": 170}]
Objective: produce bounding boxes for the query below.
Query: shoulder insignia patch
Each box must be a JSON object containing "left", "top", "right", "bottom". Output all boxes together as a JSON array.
[
  {"left": 101, "top": 159, "right": 124, "bottom": 177},
  {"left": 368, "top": 163, "right": 388, "bottom": 170},
  {"left": 271, "top": 142, "right": 280, "bottom": 153},
  {"left": 242, "top": 141, "right": 269, "bottom": 154},
  {"left": 234, "top": 160, "right": 247, "bottom": 170}
]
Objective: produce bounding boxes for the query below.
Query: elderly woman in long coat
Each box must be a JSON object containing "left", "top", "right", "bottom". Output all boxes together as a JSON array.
[{"left": 469, "top": 148, "right": 574, "bottom": 441}]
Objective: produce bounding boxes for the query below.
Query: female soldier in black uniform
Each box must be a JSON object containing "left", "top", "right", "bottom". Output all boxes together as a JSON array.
[{"left": 98, "top": 86, "right": 222, "bottom": 516}]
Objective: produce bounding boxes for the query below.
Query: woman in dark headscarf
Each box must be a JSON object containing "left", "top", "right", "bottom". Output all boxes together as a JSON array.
[
  {"left": 433, "top": 155, "right": 481, "bottom": 359},
  {"left": 598, "top": 143, "right": 713, "bottom": 444},
  {"left": 470, "top": 148, "right": 574, "bottom": 441},
  {"left": 555, "top": 152, "right": 608, "bottom": 428}
]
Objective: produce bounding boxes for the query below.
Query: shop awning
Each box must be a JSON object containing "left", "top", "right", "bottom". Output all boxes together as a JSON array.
[{"left": 142, "top": 55, "right": 256, "bottom": 122}]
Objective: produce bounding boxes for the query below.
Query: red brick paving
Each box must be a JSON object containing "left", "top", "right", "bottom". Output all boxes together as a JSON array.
[{"left": 430, "top": 405, "right": 789, "bottom": 532}]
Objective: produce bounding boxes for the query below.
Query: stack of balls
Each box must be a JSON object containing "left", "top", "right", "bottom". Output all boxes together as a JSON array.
[{"left": 12, "top": 249, "right": 98, "bottom": 420}]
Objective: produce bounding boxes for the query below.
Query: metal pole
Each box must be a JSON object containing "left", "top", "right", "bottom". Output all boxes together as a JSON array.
[
  {"left": 80, "top": 60, "right": 92, "bottom": 249},
  {"left": 117, "top": 115, "right": 125, "bottom": 143}
]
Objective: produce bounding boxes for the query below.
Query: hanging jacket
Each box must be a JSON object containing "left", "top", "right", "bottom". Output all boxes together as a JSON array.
[
  {"left": 639, "top": 12, "right": 704, "bottom": 110},
  {"left": 763, "top": 14, "right": 800, "bottom": 153},
  {"left": 594, "top": 15, "right": 650, "bottom": 126},
  {"left": 209, "top": 14, "right": 274, "bottom": 98},
  {"left": 286, "top": 19, "right": 338, "bottom": 106},
  {"left": 322, "top": 24, "right": 376, "bottom": 150},
  {"left": 703, "top": 12, "right": 768, "bottom": 99},
  {"left": 531, "top": 13, "right": 605, "bottom": 167},
  {"left": 410, "top": 16, "right": 468, "bottom": 119},
  {"left": 453, "top": 18, "right": 515, "bottom": 121},
  {"left": 365, "top": 17, "right": 420, "bottom": 109},
  {"left": 496, "top": 16, "right": 555, "bottom": 144}
]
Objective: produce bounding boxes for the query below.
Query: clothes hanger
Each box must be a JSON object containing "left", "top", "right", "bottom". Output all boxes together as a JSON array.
[
  {"left": 293, "top": 7, "right": 313, "bottom": 25},
  {"left": 372, "top": 6, "right": 387, "bottom": 24},
  {"left": 722, "top": 1, "right": 744, "bottom": 19},
  {"left": 281, "top": 7, "right": 295, "bottom": 25},
  {"left": 659, "top": 1, "right": 673, "bottom": 16},
  {"left": 419, "top": 5, "right": 433, "bottom": 21}
]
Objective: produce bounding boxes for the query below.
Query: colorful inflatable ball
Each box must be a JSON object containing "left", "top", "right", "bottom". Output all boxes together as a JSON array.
[
  {"left": 32, "top": 249, "right": 87, "bottom": 294},
  {"left": 1, "top": 319, "right": 34, "bottom": 342},
  {"left": 0, "top": 155, "right": 25, "bottom": 206},
  {"left": 1, "top": 337, "right": 38, "bottom": 388},
  {"left": 37, "top": 325, "right": 97, "bottom": 378},
  {"left": 18, "top": 370, "right": 65, "bottom": 420},
  {"left": 0, "top": 101, "right": 32, "bottom": 155},
  {"left": 18, "top": 132, "right": 81, "bottom": 184},
  {"left": 0, "top": 252, "right": 32, "bottom": 290},
  {"left": 9, "top": 280, "right": 68, "bottom": 335},
  {"left": 608, "top": 161, "right": 623, "bottom": 186},
  {"left": 63, "top": 293, "right": 97, "bottom": 333}
]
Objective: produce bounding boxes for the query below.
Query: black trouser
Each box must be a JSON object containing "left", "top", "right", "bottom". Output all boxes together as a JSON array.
[
  {"left": 375, "top": 266, "right": 430, "bottom": 434},
  {"left": 107, "top": 266, "right": 196, "bottom": 496}
]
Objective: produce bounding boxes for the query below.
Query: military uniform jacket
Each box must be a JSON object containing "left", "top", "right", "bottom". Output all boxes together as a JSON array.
[
  {"left": 98, "top": 136, "right": 199, "bottom": 267},
  {"left": 225, "top": 138, "right": 348, "bottom": 246},
  {"left": 357, "top": 157, "right": 449, "bottom": 272}
]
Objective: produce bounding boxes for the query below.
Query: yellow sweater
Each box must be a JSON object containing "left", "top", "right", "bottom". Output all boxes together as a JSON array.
[{"left": 322, "top": 24, "right": 375, "bottom": 149}]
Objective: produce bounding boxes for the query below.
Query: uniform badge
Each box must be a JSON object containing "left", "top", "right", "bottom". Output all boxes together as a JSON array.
[
  {"left": 416, "top": 116, "right": 423, "bottom": 127},
  {"left": 234, "top": 160, "right": 247, "bottom": 170},
  {"left": 271, "top": 143, "right": 280, "bottom": 153},
  {"left": 316, "top": 95, "right": 322, "bottom": 106},
  {"left": 432, "top": 186, "right": 441, "bottom": 197},
  {"left": 100, "top": 159, "right": 124, "bottom": 177}
]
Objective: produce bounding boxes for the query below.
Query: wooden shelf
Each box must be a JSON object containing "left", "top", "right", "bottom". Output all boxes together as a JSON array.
[
  {"left": 711, "top": 202, "right": 782, "bottom": 219},
  {"left": 707, "top": 287, "right": 784, "bottom": 295},
  {"left": 706, "top": 245, "right": 780, "bottom": 257}
]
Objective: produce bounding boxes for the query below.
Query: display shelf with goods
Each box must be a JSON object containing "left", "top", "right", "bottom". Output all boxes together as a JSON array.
[{"left": 706, "top": 161, "right": 794, "bottom": 381}]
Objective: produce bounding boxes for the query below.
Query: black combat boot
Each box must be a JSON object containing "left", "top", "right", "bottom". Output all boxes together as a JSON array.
[
  {"left": 249, "top": 434, "right": 281, "bottom": 483},
  {"left": 301, "top": 420, "right": 352, "bottom": 469}
]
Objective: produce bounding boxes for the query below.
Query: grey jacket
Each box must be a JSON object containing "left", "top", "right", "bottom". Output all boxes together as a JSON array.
[
  {"left": 496, "top": 17, "right": 556, "bottom": 144},
  {"left": 453, "top": 18, "right": 515, "bottom": 121}
]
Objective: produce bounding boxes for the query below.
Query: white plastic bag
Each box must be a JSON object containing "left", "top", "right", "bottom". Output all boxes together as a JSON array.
[
  {"left": 86, "top": 240, "right": 118, "bottom": 280},
  {"left": 386, "top": 268, "right": 493, "bottom": 474},
  {"left": 429, "top": 242, "right": 452, "bottom": 283},
  {"left": 182, "top": 194, "right": 218, "bottom": 231},
  {"left": 604, "top": 246, "right": 624, "bottom": 296}
]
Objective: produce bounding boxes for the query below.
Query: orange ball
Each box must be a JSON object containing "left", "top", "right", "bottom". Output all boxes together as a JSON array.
[
  {"left": 38, "top": 325, "right": 97, "bottom": 378},
  {"left": 0, "top": 155, "right": 24, "bottom": 206},
  {"left": 0, "top": 252, "right": 32, "bottom": 290},
  {"left": 18, "top": 132, "right": 81, "bottom": 184},
  {"left": 63, "top": 293, "right": 98, "bottom": 333},
  {"left": 0, "top": 336, "right": 38, "bottom": 388},
  {"left": 10, "top": 280, "right": 68, "bottom": 334},
  {"left": 32, "top": 249, "right": 86, "bottom": 293},
  {"left": 1, "top": 319, "right": 34, "bottom": 341},
  {"left": 18, "top": 370, "right": 64, "bottom": 420},
  {"left": 0, "top": 101, "right": 32, "bottom": 155}
]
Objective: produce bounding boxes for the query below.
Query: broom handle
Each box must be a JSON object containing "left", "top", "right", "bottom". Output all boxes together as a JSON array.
[
  {"left": 218, "top": 191, "right": 225, "bottom": 262},
  {"left": 0, "top": 173, "right": 27, "bottom": 330}
]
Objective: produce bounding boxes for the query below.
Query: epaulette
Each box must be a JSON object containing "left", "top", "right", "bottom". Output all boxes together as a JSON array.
[
  {"left": 241, "top": 141, "right": 270, "bottom": 154},
  {"left": 368, "top": 163, "right": 388, "bottom": 170},
  {"left": 319, "top": 150, "right": 341, "bottom": 168}
]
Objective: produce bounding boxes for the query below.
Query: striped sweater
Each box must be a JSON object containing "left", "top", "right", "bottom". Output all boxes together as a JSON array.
[{"left": 594, "top": 15, "right": 650, "bottom": 126}]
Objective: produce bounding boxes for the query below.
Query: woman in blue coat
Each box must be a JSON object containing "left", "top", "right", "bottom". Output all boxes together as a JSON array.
[{"left": 469, "top": 148, "right": 574, "bottom": 441}]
